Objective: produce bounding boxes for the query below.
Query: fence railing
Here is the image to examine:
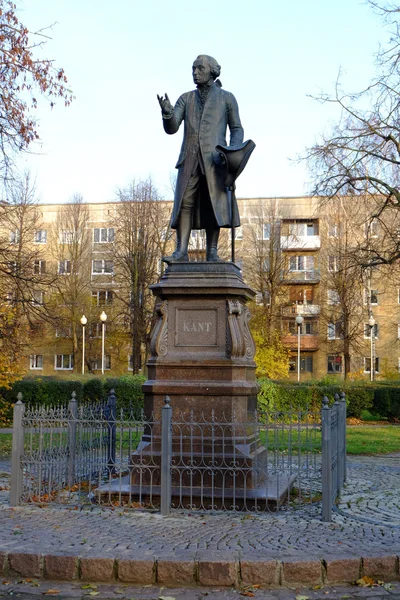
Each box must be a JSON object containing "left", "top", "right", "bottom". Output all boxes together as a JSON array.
[{"left": 10, "top": 390, "right": 347, "bottom": 521}]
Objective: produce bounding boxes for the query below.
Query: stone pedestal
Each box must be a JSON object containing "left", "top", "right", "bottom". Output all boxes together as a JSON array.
[{"left": 131, "top": 262, "right": 267, "bottom": 502}]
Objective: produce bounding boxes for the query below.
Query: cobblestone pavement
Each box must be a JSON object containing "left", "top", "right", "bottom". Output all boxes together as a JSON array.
[
  {"left": 0, "top": 454, "right": 399, "bottom": 590},
  {"left": 0, "top": 579, "right": 400, "bottom": 599}
]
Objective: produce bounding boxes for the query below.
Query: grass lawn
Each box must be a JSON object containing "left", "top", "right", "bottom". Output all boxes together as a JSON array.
[{"left": 346, "top": 425, "right": 400, "bottom": 455}]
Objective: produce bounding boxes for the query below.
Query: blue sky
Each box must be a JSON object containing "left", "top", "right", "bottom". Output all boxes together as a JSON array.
[{"left": 18, "top": 0, "right": 384, "bottom": 204}]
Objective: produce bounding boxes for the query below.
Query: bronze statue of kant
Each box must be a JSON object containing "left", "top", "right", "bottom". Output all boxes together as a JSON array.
[{"left": 158, "top": 54, "right": 253, "bottom": 263}]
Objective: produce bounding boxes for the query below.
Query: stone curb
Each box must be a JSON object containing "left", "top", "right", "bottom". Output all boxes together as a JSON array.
[{"left": 0, "top": 552, "right": 399, "bottom": 587}]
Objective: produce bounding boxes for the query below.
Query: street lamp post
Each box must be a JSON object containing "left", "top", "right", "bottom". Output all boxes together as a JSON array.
[
  {"left": 295, "top": 314, "right": 304, "bottom": 383},
  {"left": 80, "top": 315, "right": 87, "bottom": 375},
  {"left": 368, "top": 314, "right": 375, "bottom": 382},
  {"left": 100, "top": 311, "right": 107, "bottom": 375}
]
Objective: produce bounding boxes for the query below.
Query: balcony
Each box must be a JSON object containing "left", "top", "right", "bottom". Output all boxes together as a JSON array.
[
  {"left": 281, "top": 304, "right": 320, "bottom": 317},
  {"left": 282, "top": 270, "right": 320, "bottom": 283},
  {"left": 281, "top": 235, "right": 321, "bottom": 250},
  {"left": 281, "top": 334, "right": 319, "bottom": 351}
]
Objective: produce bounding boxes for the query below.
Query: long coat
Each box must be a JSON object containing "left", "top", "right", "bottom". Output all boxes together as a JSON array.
[{"left": 163, "top": 82, "right": 244, "bottom": 229}]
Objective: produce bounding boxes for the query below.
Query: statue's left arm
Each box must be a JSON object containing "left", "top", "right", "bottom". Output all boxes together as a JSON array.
[{"left": 227, "top": 94, "right": 244, "bottom": 147}]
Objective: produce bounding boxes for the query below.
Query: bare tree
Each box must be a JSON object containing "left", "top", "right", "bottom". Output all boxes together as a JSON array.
[
  {"left": 318, "top": 198, "right": 367, "bottom": 377},
  {"left": 48, "top": 196, "right": 92, "bottom": 370},
  {"left": 112, "top": 178, "right": 170, "bottom": 374},
  {"left": 305, "top": 1, "right": 400, "bottom": 266},
  {"left": 0, "top": 171, "right": 52, "bottom": 381}
]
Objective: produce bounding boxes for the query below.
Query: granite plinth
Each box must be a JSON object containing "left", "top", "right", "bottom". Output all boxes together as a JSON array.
[{"left": 131, "top": 263, "right": 262, "bottom": 496}]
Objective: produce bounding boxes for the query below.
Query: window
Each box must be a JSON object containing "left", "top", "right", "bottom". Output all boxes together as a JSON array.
[
  {"left": 34, "top": 230, "right": 47, "bottom": 244},
  {"left": 55, "top": 327, "right": 71, "bottom": 338},
  {"left": 235, "top": 226, "right": 243, "bottom": 240},
  {"left": 289, "top": 222, "right": 317, "bottom": 236},
  {"left": 262, "top": 223, "right": 271, "bottom": 240},
  {"left": 30, "top": 354, "right": 43, "bottom": 370},
  {"left": 327, "top": 354, "right": 342, "bottom": 373},
  {"left": 365, "top": 218, "right": 379, "bottom": 238},
  {"left": 255, "top": 290, "right": 271, "bottom": 305},
  {"left": 328, "top": 223, "right": 340, "bottom": 238},
  {"left": 90, "top": 355, "right": 111, "bottom": 370},
  {"left": 9, "top": 230, "right": 20, "bottom": 244},
  {"left": 89, "top": 323, "right": 102, "bottom": 338},
  {"left": 93, "top": 228, "right": 115, "bottom": 243},
  {"left": 364, "top": 323, "right": 379, "bottom": 338},
  {"left": 32, "top": 291, "right": 44, "bottom": 305},
  {"left": 328, "top": 256, "right": 339, "bottom": 272},
  {"left": 33, "top": 260, "right": 46, "bottom": 275},
  {"left": 55, "top": 354, "right": 73, "bottom": 370},
  {"left": 92, "top": 259, "right": 113, "bottom": 275},
  {"left": 91, "top": 290, "right": 113, "bottom": 306},
  {"left": 364, "top": 357, "right": 379, "bottom": 373},
  {"left": 7, "top": 261, "right": 17, "bottom": 274},
  {"left": 327, "top": 289, "right": 340, "bottom": 305},
  {"left": 327, "top": 321, "right": 343, "bottom": 340},
  {"left": 288, "top": 357, "right": 312, "bottom": 372},
  {"left": 262, "top": 257, "right": 270, "bottom": 271},
  {"left": 58, "top": 260, "right": 71, "bottom": 275},
  {"left": 287, "top": 320, "right": 314, "bottom": 335},
  {"left": 60, "top": 230, "right": 75, "bottom": 244},
  {"left": 289, "top": 255, "right": 314, "bottom": 271},
  {"left": 365, "top": 289, "right": 379, "bottom": 305}
]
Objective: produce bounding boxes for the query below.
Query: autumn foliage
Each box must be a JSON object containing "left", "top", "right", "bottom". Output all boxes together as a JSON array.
[{"left": 0, "top": 1, "right": 73, "bottom": 172}]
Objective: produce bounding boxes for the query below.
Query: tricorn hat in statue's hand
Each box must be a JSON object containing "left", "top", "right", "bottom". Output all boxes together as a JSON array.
[{"left": 216, "top": 139, "right": 256, "bottom": 189}]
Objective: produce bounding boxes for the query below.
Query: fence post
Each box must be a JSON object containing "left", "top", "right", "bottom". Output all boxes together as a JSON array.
[
  {"left": 340, "top": 391, "right": 347, "bottom": 482},
  {"left": 10, "top": 393, "right": 25, "bottom": 507},
  {"left": 334, "top": 393, "right": 341, "bottom": 497},
  {"left": 161, "top": 396, "right": 172, "bottom": 516},
  {"left": 67, "top": 391, "right": 78, "bottom": 487},
  {"left": 107, "top": 389, "right": 117, "bottom": 474},
  {"left": 321, "top": 396, "right": 332, "bottom": 522}
]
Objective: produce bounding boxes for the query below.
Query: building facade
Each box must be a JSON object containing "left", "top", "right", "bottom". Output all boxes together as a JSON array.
[{"left": 1, "top": 196, "right": 398, "bottom": 380}]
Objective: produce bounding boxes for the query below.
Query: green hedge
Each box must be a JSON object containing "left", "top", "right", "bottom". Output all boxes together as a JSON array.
[
  {"left": 257, "top": 380, "right": 373, "bottom": 419},
  {"left": 372, "top": 387, "right": 400, "bottom": 422},
  {"left": 0, "top": 375, "right": 146, "bottom": 425}
]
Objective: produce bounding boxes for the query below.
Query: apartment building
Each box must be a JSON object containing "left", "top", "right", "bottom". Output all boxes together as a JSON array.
[{"left": 1, "top": 196, "right": 398, "bottom": 380}]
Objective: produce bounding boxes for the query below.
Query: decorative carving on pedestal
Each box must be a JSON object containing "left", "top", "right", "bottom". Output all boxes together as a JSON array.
[
  {"left": 149, "top": 301, "right": 168, "bottom": 358},
  {"left": 226, "top": 300, "right": 255, "bottom": 359}
]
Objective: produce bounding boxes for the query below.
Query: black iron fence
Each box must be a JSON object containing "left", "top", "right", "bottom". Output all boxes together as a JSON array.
[{"left": 10, "top": 390, "right": 346, "bottom": 521}]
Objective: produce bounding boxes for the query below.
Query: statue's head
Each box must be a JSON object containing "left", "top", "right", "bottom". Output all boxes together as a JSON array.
[{"left": 192, "top": 55, "right": 221, "bottom": 86}]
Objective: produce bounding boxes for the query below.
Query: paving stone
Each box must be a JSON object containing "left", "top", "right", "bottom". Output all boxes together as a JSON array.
[
  {"left": 282, "top": 559, "right": 322, "bottom": 585},
  {"left": 363, "top": 555, "right": 399, "bottom": 580},
  {"left": 80, "top": 557, "right": 115, "bottom": 582},
  {"left": 157, "top": 559, "right": 195, "bottom": 584},
  {"left": 198, "top": 560, "right": 237, "bottom": 586},
  {"left": 8, "top": 552, "right": 42, "bottom": 577},
  {"left": 240, "top": 559, "right": 278, "bottom": 585},
  {"left": 44, "top": 554, "right": 78, "bottom": 580},
  {"left": 117, "top": 559, "right": 155, "bottom": 584},
  {"left": 325, "top": 557, "right": 361, "bottom": 583}
]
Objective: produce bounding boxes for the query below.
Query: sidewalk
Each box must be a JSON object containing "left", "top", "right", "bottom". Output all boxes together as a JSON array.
[{"left": 0, "top": 454, "right": 399, "bottom": 589}]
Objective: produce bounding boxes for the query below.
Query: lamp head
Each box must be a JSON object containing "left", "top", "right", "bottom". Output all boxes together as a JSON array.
[
  {"left": 368, "top": 315, "right": 375, "bottom": 327},
  {"left": 100, "top": 311, "right": 108, "bottom": 323},
  {"left": 80, "top": 315, "right": 87, "bottom": 326},
  {"left": 295, "top": 314, "right": 304, "bottom": 326}
]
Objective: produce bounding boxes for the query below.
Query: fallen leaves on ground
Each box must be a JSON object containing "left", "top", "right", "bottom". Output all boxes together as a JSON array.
[
  {"left": 355, "top": 576, "right": 375, "bottom": 587},
  {"left": 295, "top": 595, "right": 310, "bottom": 600},
  {"left": 43, "top": 589, "right": 61, "bottom": 595}
]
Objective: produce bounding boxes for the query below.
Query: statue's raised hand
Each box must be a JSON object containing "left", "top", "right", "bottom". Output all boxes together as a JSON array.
[{"left": 157, "top": 93, "right": 173, "bottom": 116}]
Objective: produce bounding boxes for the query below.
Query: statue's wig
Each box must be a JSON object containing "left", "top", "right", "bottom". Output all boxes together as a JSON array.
[{"left": 196, "top": 55, "right": 221, "bottom": 80}]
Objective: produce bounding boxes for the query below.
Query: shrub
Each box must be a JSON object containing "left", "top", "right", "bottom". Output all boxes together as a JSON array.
[
  {"left": 344, "top": 387, "right": 374, "bottom": 418},
  {"left": 103, "top": 375, "right": 145, "bottom": 414},
  {"left": 372, "top": 387, "right": 400, "bottom": 422},
  {"left": 83, "top": 378, "right": 106, "bottom": 403}
]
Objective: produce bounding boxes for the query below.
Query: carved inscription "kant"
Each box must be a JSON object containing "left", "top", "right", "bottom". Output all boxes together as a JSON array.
[
  {"left": 183, "top": 321, "right": 212, "bottom": 333},
  {"left": 176, "top": 308, "right": 217, "bottom": 347}
]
